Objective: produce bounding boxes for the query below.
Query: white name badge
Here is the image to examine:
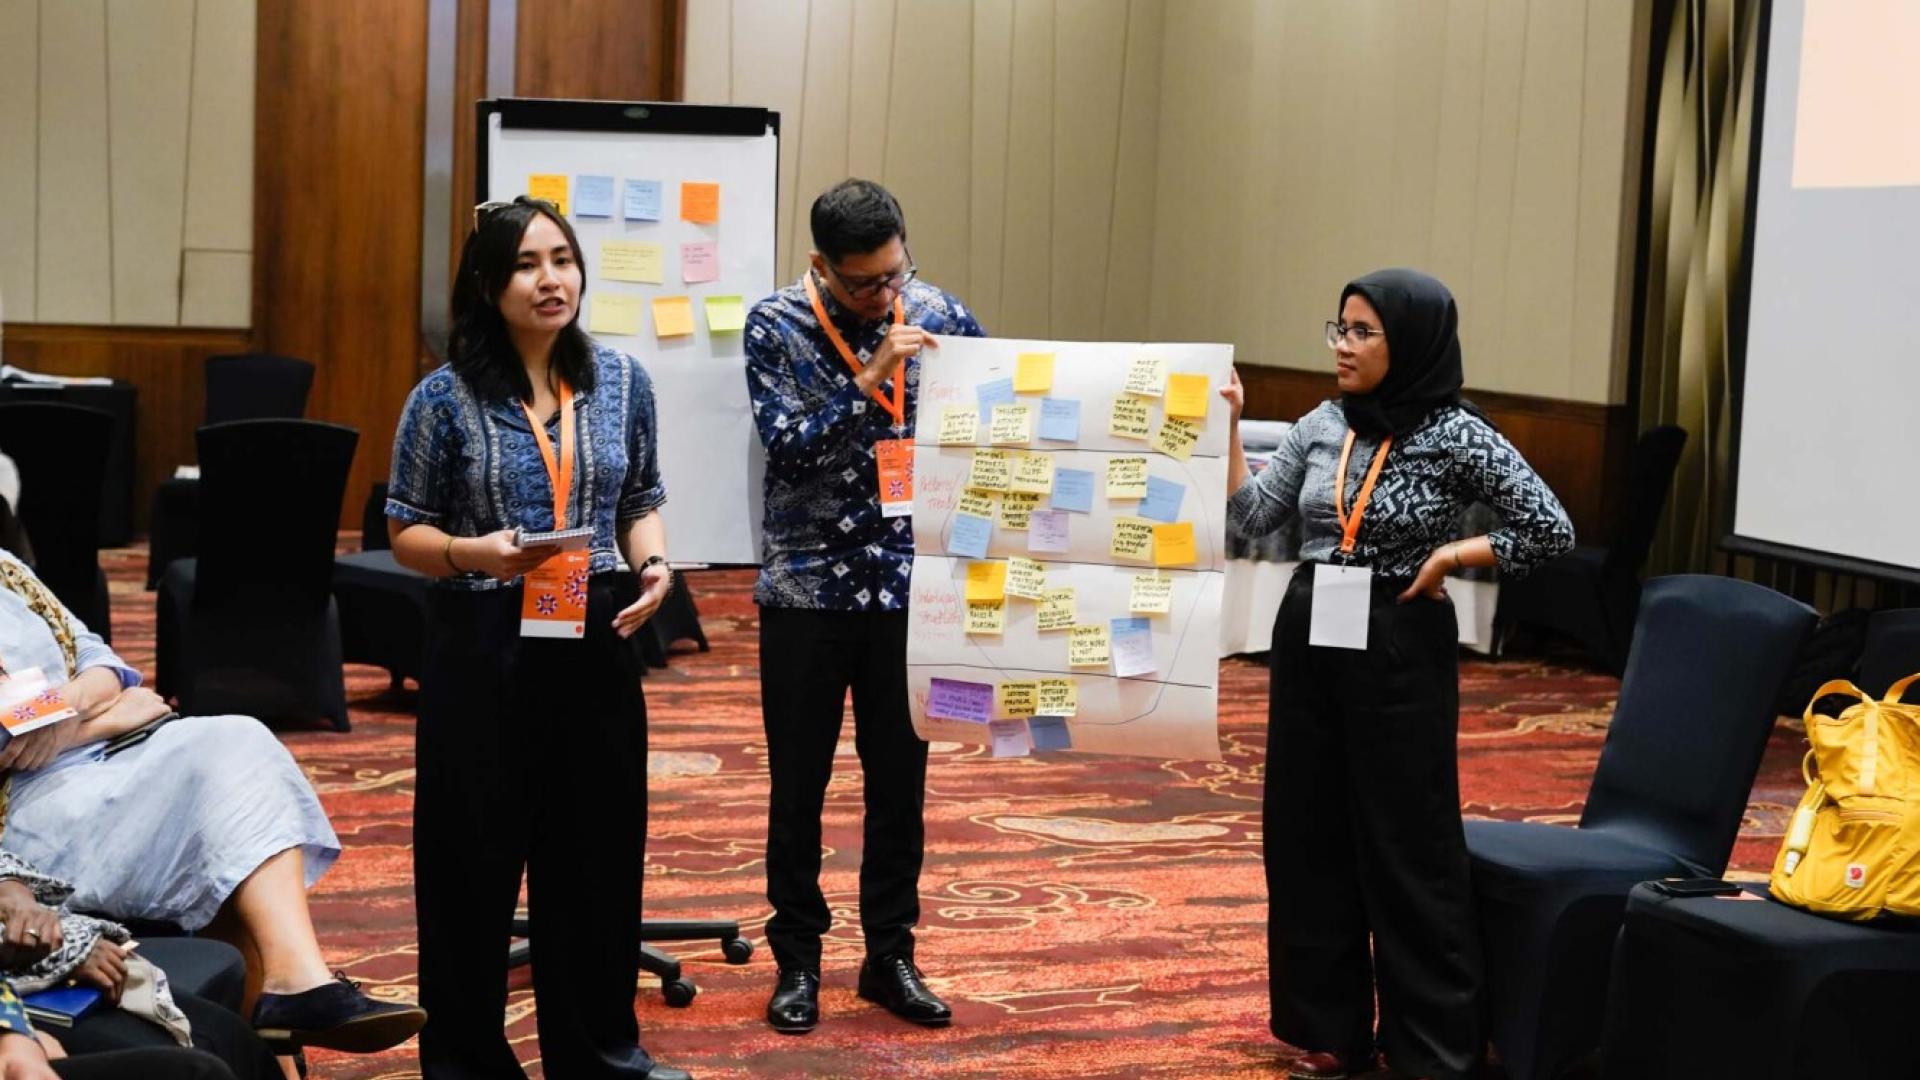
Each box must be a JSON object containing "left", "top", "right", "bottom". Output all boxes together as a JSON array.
[{"left": 1308, "top": 563, "right": 1372, "bottom": 650}]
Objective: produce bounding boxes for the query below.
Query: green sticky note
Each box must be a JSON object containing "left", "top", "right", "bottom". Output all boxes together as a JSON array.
[{"left": 704, "top": 295, "right": 746, "bottom": 333}]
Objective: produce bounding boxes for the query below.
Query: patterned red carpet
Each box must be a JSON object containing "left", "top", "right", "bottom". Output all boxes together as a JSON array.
[{"left": 98, "top": 547, "right": 1807, "bottom": 1079}]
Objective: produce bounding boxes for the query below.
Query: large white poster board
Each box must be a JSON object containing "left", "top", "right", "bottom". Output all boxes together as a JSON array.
[
  {"left": 907, "top": 336, "right": 1233, "bottom": 761},
  {"left": 481, "top": 99, "right": 776, "bottom": 565}
]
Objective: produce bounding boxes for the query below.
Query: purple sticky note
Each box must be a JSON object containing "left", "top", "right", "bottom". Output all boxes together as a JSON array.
[
  {"left": 681, "top": 241, "right": 719, "bottom": 283},
  {"left": 1029, "top": 716, "right": 1072, "bottom": 751},
  {"left": 927, "top": 678, "right": 994, "bottom": 723},
  {"left": 1028, "top": 509, "right": 1070, "bottom": 553}
]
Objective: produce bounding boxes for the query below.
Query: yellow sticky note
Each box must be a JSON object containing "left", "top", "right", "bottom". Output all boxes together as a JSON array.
[
  {"left": 587, "top": 294, "right": 643, "bottom": 336},
  {"left": 1130, "top": 572, "right": 1174, "bottom": 614},
  {"left": 1106, "top": 457, "right": 1149, "bottom": 499},
  {"left": 966, "top": 599, "right": 1005, "bottom": 636},
  {"left": 652, "top": 296, "right": 694, "bottom": 338},
  {"left": 1110, "top": 517, "right": 1155, "bottom": 560},
  {"left": 528, "top": 174, "right": 569, "bottom": 216},
  {"left": 1005, "top": 556, "right": 1047, "bottom": 599},
  {"left": 1109, "top": 396, "right": 1152, "bottom": 440},
  {"left": 990, "top": 404, "right": 1033, "bottom": 445},
  {"left": 1037, "top": 587, "right": 1076, "bottom": 631},
  {"left": 1069, "top": 624, "right": 1112, "bottom": 667},
  {"left": 1014, "top": 352, "right": 1055, "bottom": 393},
  {"left": 965, "top": 561, "right": 1008, "bottom": 602},
  {"left": 968, "top": 449, "right": 1011, "bottom": 492},
  {"left": 1036, "top": 678, "right": 1078, "bottom": 717},
  {"left": 939, "top": 408, "right": 979, "bottom": 445},
  {"left": 681, "top": 181, "right": 721, "bottom": 223},
  {"left": 997, "top": 680, "right": 1039, "bottom": 719},
  {"left": 1165, "top": 373, "right": 1211, "bottom": 419},
  {"left": 957, "top": 491, "right": 997, "bottom": 518},
  {"left": 1010, "top": 452, "right": 1054, "bottom": 494},
  {"left": 1124, "top": 356, "right": 1166, "bottom": 397},
  {"left": 999, "top": 491, "right": 1041, "bottom": 530},
  {"left": 1153, "top": 522, "right": 1197, "bottom": 566},
  {"left": 601, "top": 240, "right": 664, "bottom": 284},
  {"left": 1152, "top": 416, "right": 1200, "bottom": 461},
  {"left": 704, "top": 295, "right": 747, "bottom": 333}
]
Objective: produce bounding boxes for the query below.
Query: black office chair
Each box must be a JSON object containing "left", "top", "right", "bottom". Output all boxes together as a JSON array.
[
  {"left": 508, "top": 914, "right": 752, "bottom": 1007},
  {"left": 1496, "top": 425, "right": 1688, "bottom": 672},
  {"left": 1465, "top": 574, "right": 1817, "bottom": 1080},
  {"left": 148, "top": 354, "right": 316, "bottom": 587},
  {"left": 1855, "top": 607, "right": 1920, "bottom": 698},
  {"left": 0, "top": 402, "right": 114, "bottom": 639},
  {"left": 157, "top": 419, "right": 357, "bottom": 730}
]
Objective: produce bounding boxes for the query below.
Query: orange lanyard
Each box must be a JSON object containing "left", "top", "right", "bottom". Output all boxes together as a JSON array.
[
  {"left": 1333, "top": 430, "right": 1392, "bottom": 555},
  {"left": 520, "top": 381, "right": 575, "bottom": 530},
  {"left": 804, "top": 271, "right": 908, "bottom": 426}
]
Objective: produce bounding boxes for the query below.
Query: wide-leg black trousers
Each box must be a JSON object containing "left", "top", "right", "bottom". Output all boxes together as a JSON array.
[
  {"left": 1264, "top": 565, "right": 1484, "bottom": 1079},
  {"left": 413, "top": 574, "right": 656, "bottom": 1079}
]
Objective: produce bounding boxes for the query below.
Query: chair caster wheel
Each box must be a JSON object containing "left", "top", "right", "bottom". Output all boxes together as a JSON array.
[
  {"left": 721, "top": 937, "right": 753, "bottom": 964},
  {"left": 662, "top": 979, "right": 697, "bottom": 1007}
]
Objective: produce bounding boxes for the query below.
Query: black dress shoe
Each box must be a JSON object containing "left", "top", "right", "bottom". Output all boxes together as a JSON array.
[
  {"left": 766, "top": 968, "right": 820, "bottom": 1034},
  {"left": 856, "top": 954, "right": 951, "bottom": 1027},
  {"left": 642, "top": 1066, "right": 693, "bottom": 1080}
]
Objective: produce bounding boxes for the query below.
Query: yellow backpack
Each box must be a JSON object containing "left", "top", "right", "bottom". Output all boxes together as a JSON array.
[{"left": 1770, "top": 674, "right": 1920, "bottom": 920}]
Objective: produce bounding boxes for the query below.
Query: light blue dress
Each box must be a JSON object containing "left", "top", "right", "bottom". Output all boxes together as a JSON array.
[{"left": 0, "top": 550, "right": 339, "bottom": 931}]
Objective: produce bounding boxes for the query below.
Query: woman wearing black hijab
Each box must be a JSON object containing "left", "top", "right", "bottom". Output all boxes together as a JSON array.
[{"left": 1221, "top": 269, "right": 1574, "bottom": 1080}]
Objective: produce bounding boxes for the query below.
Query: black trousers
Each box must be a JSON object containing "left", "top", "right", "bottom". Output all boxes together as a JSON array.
[
  {"left": 53, "top": 1048, "right": 235, "bottom": 1079},
  {"left": 759, "top": 607, "right": 928, "bottom": 973},
  {"left": 1265, "top": 565, "right": 1484, "bottom": 1079},
  {"left": 414, "top": 575, "right": 655, "bottom": 1079},
  {"left": 59, "top": 993, "right": 276, "bottom": 1080}
]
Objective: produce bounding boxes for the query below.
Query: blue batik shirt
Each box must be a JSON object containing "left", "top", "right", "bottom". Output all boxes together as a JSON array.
[
  {"left": 386, "top": 342, "right": 667, "bottom": 590},
  {"left": 745, "top": 274, "right": 986, "bottom": 610}
]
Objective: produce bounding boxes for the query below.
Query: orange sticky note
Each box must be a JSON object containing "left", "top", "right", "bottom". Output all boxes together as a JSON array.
[
  {"left": 1152, "top": 522, "right": 1196, "bottom": 566},
  {"left": 1165, "top": 374, "right": 1210, "bottom": 419},
  {"left": 681, "top": 181, "right": 720, "bottom": 223},
  {"left": 965, "top": 560, "right": 1008, "bottom": 602},
  {"left": 527, "top": 174, "right": 569, "bottom": 216},
  {"left": 652, "top": 295, "right": 694, "bottom": 338}
]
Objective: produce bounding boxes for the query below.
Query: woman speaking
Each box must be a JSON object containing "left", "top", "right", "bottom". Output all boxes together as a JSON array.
[{"left": 387, "top": 196, "right": 689, "bottom": 1080}]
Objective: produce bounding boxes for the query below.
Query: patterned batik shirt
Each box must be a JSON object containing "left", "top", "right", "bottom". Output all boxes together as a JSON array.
[
  {"left": 745, "top": 274, "right": 986, "bottom": 611},
  {"left": 1228, "top": 400, "right": 1575, "bottom": 580},
  {"left": 0, "top": 980, "right": 31, "bottom": 1038},
  {"left": 386, "top": 342, "right": 667, "bottom": 590}
]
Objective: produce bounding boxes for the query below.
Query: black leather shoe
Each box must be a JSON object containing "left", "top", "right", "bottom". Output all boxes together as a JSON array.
[
  {"left": 641, "top": 1066, "right": 693, "bottom": 1080},
  {"left": 766, "top": 968, "right": 820, "bottom": 1034},
  {"left": 856, "top": 954, "right": 951, "bottom": 1027}
]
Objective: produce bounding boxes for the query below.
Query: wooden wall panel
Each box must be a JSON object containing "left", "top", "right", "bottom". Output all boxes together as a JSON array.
[
  {"left": 255, "top": 0, "right": 429, "bottom": 525},
  {"left": 36, "top": 0, "right": 113, "bottom": 325},
  {"left": 106, "top": 0, "right": 195, "bottom": 326},
  {"left": 514, "top": 0, "right": 682, "bottom": 101},
  {"left": 1236, "top": 364, "right": 1630, "bottom": 544},
  {"left": 0, "top": 324, "right": 249, "bottom": 531},
  {"left": 0, "top": 0, "right": 37, "bottom": 320}
]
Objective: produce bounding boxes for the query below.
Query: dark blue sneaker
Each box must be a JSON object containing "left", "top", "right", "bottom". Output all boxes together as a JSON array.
[{"left": 251, "top": 971, "right": 427, "bottom": 1052}]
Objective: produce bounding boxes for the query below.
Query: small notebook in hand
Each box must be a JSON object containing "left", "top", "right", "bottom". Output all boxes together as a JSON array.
[
  {"left": 23, "top": 985, "right": 104, "bottom": 1027},
  {"left": 513, "top": 526, "right": 593, "bottom": 552}
]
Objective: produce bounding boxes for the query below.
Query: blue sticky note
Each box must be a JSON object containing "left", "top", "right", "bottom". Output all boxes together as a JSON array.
[
  {"left": 1051, "top": 468, "right": 1094, "bottom": 513},
  {"left": 948, "top": 513, "right": 992, "bottom": 558},
  {"left": 1038, "top": 398, "right": 1081, "bottom": 441},
  {"left": 575, "top": 175, "right": 615, "bottom": 217},
  {"left": 1138, "top": 476, "right": 1187, "bottom": 523},
  {"left": 976, "top": 378, "right": 1016, "bottom": 410},
  {"left": 623, "top": 179, "right": 663, "bottom": 221},
  {"left": 1029, "top": 716, "right": 1072, "bottom": 751}
]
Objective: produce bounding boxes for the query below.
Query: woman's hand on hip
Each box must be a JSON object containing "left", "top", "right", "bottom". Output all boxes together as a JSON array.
[
  {"left": 467, "top": 530, "right": 559, "bottom": 581},
  {"left": 1396, "top": 547, "right": 1453, "bottom": 604},
  {"left": 612, "top": 563, "right": 671, "bottom": 639}
]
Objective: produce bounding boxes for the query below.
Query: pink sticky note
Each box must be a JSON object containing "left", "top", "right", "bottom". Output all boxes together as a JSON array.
[{"left": 681, "top": 241, "right": 719, "bottom": 284}]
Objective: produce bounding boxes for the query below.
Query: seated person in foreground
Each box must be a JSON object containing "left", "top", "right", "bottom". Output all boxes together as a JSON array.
[{"left": 0, "top": 549, "right": 423, "bottom": 1055}]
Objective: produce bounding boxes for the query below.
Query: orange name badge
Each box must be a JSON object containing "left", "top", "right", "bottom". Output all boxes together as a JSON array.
[
  {"left": 0, "top": 666, "right": 80, "bottom": 737},
  {"left": 520, "top": 550, "right": 590, "bottom": 639},
  {"left": 876, "top": 438, "right": 915, "bottom": 519}
]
